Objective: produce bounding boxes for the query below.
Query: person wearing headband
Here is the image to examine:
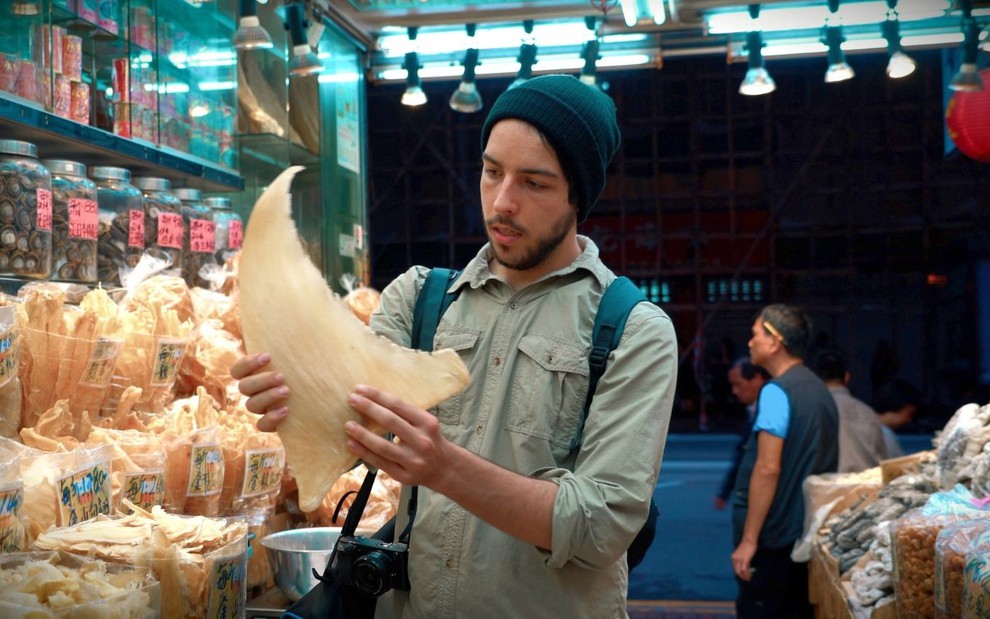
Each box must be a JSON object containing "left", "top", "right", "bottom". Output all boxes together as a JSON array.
[{"left": 729, "top": 303, "right": 839, "bottom": 618}]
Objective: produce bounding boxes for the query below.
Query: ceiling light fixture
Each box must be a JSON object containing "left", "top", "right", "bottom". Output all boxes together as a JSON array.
[
  {"left": 233, "top": 0, "right": 273, "bottom": 50},
  {"left": 739, "top": 11, "right": 776, "bottom": 95},
  {"left": 402, "top": 28, "right": 427, "bottom": 106},
  {"left": 449, "top": 24, "right": 482, "bottom": 113},
  {"left": 284, "top": 2, "right": 322, "bottom": 77},
  {"left": 619, "top": 0, "right": 639, "bottom": 27},
  {"left": 823, "top": 0, "right": 855, "bottom": 83},
  {"left": 649, "top": 0, "right": 667, "bottom": 25},
  {"left": 580, "top": 39, "right": 601, "bottom": 86},
  {"left": 706, "top": 0, "right": 950, "bottom": 34},
  {"left": 882, "top": 0, "right": 915, "bottom": 78},
  {"left": 511, "top": 20, "right": 538, "bottom": 88},
  {"left": 949, "top": 2, "right": 984, "bottom": 92}
]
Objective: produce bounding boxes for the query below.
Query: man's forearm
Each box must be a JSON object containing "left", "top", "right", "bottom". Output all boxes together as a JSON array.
[
  {"left": 431, "top": 442, "right": 558, "bottom": 550},
  {"left": 741, "top": 466, "right": 779, "bottom": 545}
]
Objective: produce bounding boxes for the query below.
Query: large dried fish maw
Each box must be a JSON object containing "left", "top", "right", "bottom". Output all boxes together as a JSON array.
[{"left": 238, "top": 167, "right": 470, "bottom": 512}]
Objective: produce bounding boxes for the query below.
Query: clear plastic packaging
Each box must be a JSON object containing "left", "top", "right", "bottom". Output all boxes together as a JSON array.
[
  {"left": 936, "top": 519, "right": 990, "bottom": 618},
  {"left": 207, "top": 196, "right": 242, "bottom": 266},
  {"left": 84, "top": 426, "right": 166, "bottom": 513},
  {"left": 893, "top": 508, "right": 968, "bottom": 618},
  {"left": 43, "top": 159, "right": 98, "bottom": 283},
  {"left": 163, "top": 426, "right": 224, "bottom": 517},
  {"left": 0, "top": 306, "right": 21, "bottom": 439},
  {"left": 174, "top": 188, "right": 216, "bottom": 289},
  {"left": 963, "top": 530, "right": 990, "bottom": 618},
  {"left": 92, "top": 166, "right": 145, "bottom": 286},
  {"left": 0, "top": 139, "right": 52, "bottom": 278},
  {"left": 133, "top": 177, "right": 183, "bottom": 273}
]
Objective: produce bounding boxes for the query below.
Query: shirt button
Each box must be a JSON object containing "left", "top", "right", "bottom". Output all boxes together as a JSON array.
[
  {"left": 510, "top": 302, "right": 517, "bottom": 309},
  {"left": 493, "top": 356, "right": 501, "bottom": 366},
  {"left": 476, "top": 425, "right": 483, "bottom": 434},
  {"left": 445, "top": 558, "right": 455, "bottom": 569}
]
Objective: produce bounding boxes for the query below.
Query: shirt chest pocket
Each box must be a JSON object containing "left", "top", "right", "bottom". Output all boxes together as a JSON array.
[
  {"left": 507, "top": 335, "right": 589, "bottom": 452},
  {"left": 432, "top": 330, "right": 480, "bottom": 425}
]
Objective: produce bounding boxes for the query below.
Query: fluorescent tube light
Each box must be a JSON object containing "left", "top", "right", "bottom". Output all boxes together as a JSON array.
[{"left": 706, "top": 0, "right": 949, "bottom": 34}]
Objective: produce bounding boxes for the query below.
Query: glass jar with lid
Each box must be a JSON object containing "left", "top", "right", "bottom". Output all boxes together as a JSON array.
[
  {"left": 0, "top": 139, "right": 52, "bottom": 279},
  {"left": 133, "top": 177, "right": 184, "bottom": 272},
  {"left": 43, "top": 159, "right": 98, "bottom": 283},
  {"left": 91, "top": 166, "right": 145, "bottom": 286},
  {"left": 207, "top": 196, "right": 242, "bottom": 266},
  {"left": 174, "top": 188, "right": 216, "bottom": 289}
]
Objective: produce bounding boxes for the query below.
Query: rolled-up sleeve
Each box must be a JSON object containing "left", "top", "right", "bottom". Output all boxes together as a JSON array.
[{"left": 533, "top": 307, "right": 678, "bottom": 569}]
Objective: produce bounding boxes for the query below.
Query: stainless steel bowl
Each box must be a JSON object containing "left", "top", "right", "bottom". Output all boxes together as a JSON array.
[{"left": 260, "top": 527, "right": 342, "bottom": 601}]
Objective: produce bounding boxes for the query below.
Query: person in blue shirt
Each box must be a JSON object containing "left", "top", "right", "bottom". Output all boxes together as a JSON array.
[{"left": 730, "top": 304, "right": 839, "bottom": 619}]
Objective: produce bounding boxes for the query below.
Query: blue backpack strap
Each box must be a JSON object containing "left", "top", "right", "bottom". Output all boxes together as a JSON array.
[
  {"left": 411, "top": 268, "right": 461, "bottom": 352},
  {"left": 572, "top": 276, "right": 647, "bottom": 450}
]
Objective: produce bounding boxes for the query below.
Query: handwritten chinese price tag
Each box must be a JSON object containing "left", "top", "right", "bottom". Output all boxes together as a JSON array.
[
  {"left": 121, "top": 470, "right": 165, "bottom": 511},
  {"left": 186, "top": 443, "right": 223, "bottom": 497},
  {"left": 68, "top": 198, "right": 99, "bottom": 239},
  {"left": 208, "top": 556, "right": 246, "bottom": 619},
  {"left": 965, "top": 553, "right": 990, "bottom": 617},
  {"left": 157, "top": 212, "right": 184, "bottom": 249},
  {"left": 79, "top": 337, "right": 122, "bottom": 386},
  {"left": 228, "top": 220, "right": 243, "bottom": 250},
  {"left": 241, "top": 449, "right": 284, "bottom": 498},
  {"left": 0, "top": 482, "right": 24, "bottom": 553},
  {"left": 36, "top": 187, "right": 52, "bottom": 231},
  {"left": 149, "top": 338, "right": 186, "bottom": 386},
  {"left": 128, "top": 209, "right": 145, "bottom": 248},
  {"left": 0, "top": 323, "right": 17, "bottom": 390},
  {"left": 190, "top": 218, "right": 216, "bottom": 253},
  {"left": 56, "top": 462, "right": 111, "bottom": 527}
]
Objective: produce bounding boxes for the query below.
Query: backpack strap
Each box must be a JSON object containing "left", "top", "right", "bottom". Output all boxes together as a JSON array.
[
  {"left": 572, "top": 276, "right": 647, "bottom": 450},
  {"left": 411, "top": 268, "right": 461, "bottom": 351}
]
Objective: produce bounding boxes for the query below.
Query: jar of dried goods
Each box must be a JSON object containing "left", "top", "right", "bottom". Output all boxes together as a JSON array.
[
  {"left": 133, "top": 176, "right": 184, "bottom": 272},
  {"left": 91, "top": 166, "right": 145, "bottom": 286},
  {"left": 0, "top": 139, "right": 52, "bottom": 279},
  {"left": 174, "top": 188, "right": 217, "bottom": 289},
  {"left": 43, "top": 159, "right": 98, "bottom": 283},
  {"left": 207, "top": 196, "right": 242, "bottom": 266}
]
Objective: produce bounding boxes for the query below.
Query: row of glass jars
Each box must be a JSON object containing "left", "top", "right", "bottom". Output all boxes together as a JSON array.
[{"left": 0, "top": 139, "right": 243, "bottom": 286}]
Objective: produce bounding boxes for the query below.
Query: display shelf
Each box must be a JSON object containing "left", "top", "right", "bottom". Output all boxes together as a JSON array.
[{"left": 0, "top": 93, "right": 243, "bottom": 191}]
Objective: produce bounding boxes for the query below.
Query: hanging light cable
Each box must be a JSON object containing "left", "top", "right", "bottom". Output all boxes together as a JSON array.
[
  {"left": 882, "top": 0, "right": 915, "bottom": 79},
  {"left": 739, "top": 5, "right": 775, "bottom": 96},
  {"left": 510, "top": 20, "right": 538, "bottom": 89},
  {"left": 580, "top": 16, "right": 600, "bottom": 87},
  {"left": 401, "top": 27, "right": 427, "bottom": 106},
  {"left": 233, "top": 0, "right": 272, "bottom": 50},
  {"left": 950, "top": 0, "right": 984, "bottom": 92},
  {"left": 284, "top": 1, "right": 321, "bottom": 77},
  {"left": 822, "top": 0, "right": 854, "bottom": 83},
  {"left": 449, "top": 24, "right": 482, "bottom": 113}
]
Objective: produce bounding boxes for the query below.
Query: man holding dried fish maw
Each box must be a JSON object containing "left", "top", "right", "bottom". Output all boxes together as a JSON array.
[{"left": 233, "top": 75, "right": 677, "bottom": 618}]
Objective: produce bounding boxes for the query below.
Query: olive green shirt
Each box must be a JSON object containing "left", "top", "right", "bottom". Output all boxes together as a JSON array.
[{"left": 370, "top": 237, "right": 677, "bottom": 619}]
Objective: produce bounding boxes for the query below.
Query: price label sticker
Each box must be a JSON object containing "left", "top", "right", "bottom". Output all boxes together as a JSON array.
[
  {"left": 149, "top": 338, "right": 186, "bottom": 386},
  {"left": 121, "top": 470, "right": 165, "bottom": 511},
  {"left": 68, "top": 198, "right": 99, "bottom": 239},
  {"left": 228, "top": 220, "right": 243, "bottom": 249},
  {"left": 56, "top": 462, "right": 111, "bottom": 527},
  {"left": 186, "top": 443, "right": 223, "bottom": 497},
  {"left": 36, "top": 187, "right": 52, "bottom": 231},
  {"left": 79, "top": 338, "right": 122, "bottom": 387},
  {"left": 241, "top": 449, "right": 284, "bottom": 498},
  {"left": 157, "top": 212, "right": 184, "bottom": 249},
  {"left": 0, "top": 325, "right": 17, "bottom": 390},
  {"left": 0, "top": 482, "right": 24, "bottom": 553},
  {"left": 128, "top": 209, "right": 145, "bottom": 248},
  {"left": 208, "top": 556, "right": 246, "bottom": 619},
  {"left": 190, "top": 218, "right": 215, "bottom": 253}
]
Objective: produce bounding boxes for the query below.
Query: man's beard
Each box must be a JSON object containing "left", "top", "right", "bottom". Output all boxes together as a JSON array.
[{"left": 487, "top": 210, "right": 575, "bottom": 272}]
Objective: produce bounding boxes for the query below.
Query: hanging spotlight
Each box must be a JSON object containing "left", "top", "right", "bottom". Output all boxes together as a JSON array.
[
  {"left": 821, "top": 0, "right": 854, "bottom": 84},
  {"left": 579, "top": 39, "right": 600, "bottom": 86},
  {"left": 879, "top": 0, "right": 914, "bottom": 79},
  {"left": 950, "top": 17, "right": 984, "bottom": 92},
  {"left": 739, "top": 5, "right": 775, "bottom": 96},
  {"left": 511, "top": 20, "right": 537, "bottom": 89},
  {"left": 233, "top": 0, "right": 273, "bottom": 50},
  {"left": 401, "top": 28, "right": 426, "bottom": 106},
  {"left": 449, "top": 25, "right": 481, "bottom": 113},
  {"left": 284, "top": 2, "right": 322, "bottom": 77}
]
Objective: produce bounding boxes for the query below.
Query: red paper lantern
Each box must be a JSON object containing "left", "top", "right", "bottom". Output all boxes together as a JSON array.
[{"left": 946, "top": 68, "right": 990, "bottom": 164}]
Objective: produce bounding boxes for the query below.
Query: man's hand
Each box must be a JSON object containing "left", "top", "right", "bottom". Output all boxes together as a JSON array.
[
  {"left": 343, "top": 384, "right": 452, "bottom": 488},
  {"left": 731, "top": 539, "right": 757, "bottom": 581},
  {"left": 230, "top": 352, "right": 290, "bottom": 432}
]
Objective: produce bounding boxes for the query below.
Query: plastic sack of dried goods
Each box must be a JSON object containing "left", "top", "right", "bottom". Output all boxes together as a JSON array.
[
  {"left": 162, "top": 426, "right": 223, "bottom": 517},
  {"left": 219, "top": 423, "right": 284, "bottom": 516},
  {"left": 0, "top": 440, "right": 35, "bottom": 553},
  {"left": 963, "top": 530, "right": 990, "bottom": 618},
  {"left": 104, "top": 326, "right": 191, "bottom": 415},
  {"left": 936, "top": 519, "right": 990, "bottom": 618},
  {"left": 0, "top": 549, "right": 161, "bottom": 618},
  {"left": 0, "top": 306, "right": 20, "bottom": 439},
  {"left": 17, "top": 442, "right": 113, "bottom": 542},
  {"left": 84, "top": 427, "right": 166, "bottom": 514},
  {"left": 229, "top": 506, "right": 274, "bottom": 590}
]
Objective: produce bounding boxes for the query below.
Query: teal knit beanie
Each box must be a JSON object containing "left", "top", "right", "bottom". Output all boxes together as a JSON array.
[{"left": 481, "top": 74, "right": 620, "bottom": 223}]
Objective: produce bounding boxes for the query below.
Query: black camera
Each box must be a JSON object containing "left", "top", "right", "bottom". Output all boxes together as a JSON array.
[{"left": 330, "top": 535, "right": 411, "bottom": 598}]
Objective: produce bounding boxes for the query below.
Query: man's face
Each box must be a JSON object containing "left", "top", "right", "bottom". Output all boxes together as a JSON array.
[
  {"left": 748, "top": 318, "right": 777, "bottom": 368},
  {"left": 480, "top": 119, "right": 578, "bottom": 276},
  {"left": 728, "top": 365, "right": 765, "bottom": 407}
]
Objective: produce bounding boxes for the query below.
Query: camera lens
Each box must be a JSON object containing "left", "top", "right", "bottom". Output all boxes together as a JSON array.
[{"left": 353, "top": 551, "right": 394, "bottom": 597}]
